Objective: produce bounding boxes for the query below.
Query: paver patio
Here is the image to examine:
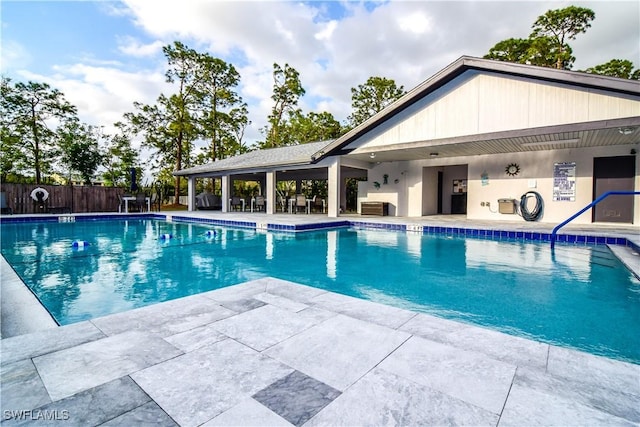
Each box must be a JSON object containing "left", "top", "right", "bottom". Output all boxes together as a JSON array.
[{"left": 1, "top": 277, "right": 638, "bottom": 426}]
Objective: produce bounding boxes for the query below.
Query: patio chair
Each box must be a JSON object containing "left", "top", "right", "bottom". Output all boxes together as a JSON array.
[
  {"left": 231, "top": 196, "right": 243, "bottom": 211},
  {"left": 117, "top": 194, "right": 125, "bottom": 213},
  {"left": 276, "top": 194, "right": 287, "bottom": 212},
  {"left": 150, "top": 192, "right": 161, "bottom": 212},
  {"left": 295, "top": 194, "right": 307, "bottom": 214},
  {"left": 255, "top": 195, "right": 265, "bottom": 212},
  {"left": 1, "top": 192, "right": 12, "bottom": 215},
  {"left": 134, "top": 193, "right": 148, "bottom": 212},
  {"left": 312, "top": 196, "right": 325, "bottom": 213}
]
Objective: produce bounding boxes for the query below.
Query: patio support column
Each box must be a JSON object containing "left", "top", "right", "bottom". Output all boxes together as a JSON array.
[
  {"left": 187, "top": 177, "right": 196, "bottom": 211},
  {"left": 340, "top": 175, "right": 347, "bottom": 213},
  {"left": 221, "top": 175, "right": 230, "bottom": 213},
  {"left": 266, "top": 171, "right": 276, "bottom": 214},
  {"left": 327, "top": 157, "right": 341, "bottom": 217}
]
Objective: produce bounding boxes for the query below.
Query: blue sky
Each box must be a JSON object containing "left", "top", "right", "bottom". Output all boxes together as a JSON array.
[{"left": 2, "top": 0, "right": 639, "bottom": 152}]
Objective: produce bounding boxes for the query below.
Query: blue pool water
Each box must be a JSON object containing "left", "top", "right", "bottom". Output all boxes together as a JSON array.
[{"left": 2, "top": 219, "right": 639, "bottom": 364}]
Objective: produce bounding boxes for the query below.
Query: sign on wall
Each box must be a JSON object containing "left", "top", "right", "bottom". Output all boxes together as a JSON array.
[{"left": 553, "top": 162, "right": 576, "bottom": 201}]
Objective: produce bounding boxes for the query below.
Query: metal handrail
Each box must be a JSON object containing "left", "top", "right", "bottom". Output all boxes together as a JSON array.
[{"left": 550, "top": 191, "right": 640, "bottom": 249}]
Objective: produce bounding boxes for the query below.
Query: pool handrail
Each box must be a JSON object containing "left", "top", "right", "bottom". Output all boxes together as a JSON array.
[{"left": 550, "top": 191, "right": 640, "bottom": 249}]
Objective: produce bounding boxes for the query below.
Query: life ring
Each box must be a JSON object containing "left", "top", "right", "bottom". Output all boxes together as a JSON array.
[{"left": 30, "top": 187, "right": 50, "bottom": 201}]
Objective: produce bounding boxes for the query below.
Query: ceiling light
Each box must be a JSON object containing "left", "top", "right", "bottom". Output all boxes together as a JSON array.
[
  {"left": 618, "top": 127, "right": 637, "bottom": 135},
  {"left": 369, "top": 153, "right": 376, "bottom": 159}
]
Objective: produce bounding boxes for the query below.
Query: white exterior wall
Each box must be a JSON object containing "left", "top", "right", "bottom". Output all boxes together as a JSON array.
[
  {"left": 347, "top": 72, "right": 640, "bottom": 150},
  {"left": 465, "top": 145, "right": 639, "bottom": 224},
  {"left": 421, "top": 167, "right": 438, "bottom": 215},
  {"left": 361, "top": 162, "right": 401, "bottom": 216},
  {"left": 357, "top": 144, "right": 639, "bottom": 224}
]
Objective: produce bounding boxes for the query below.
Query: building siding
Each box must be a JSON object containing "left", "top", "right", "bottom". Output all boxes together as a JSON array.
[{"left": 347, "top": 71, "right": 640, "bottom": 151}]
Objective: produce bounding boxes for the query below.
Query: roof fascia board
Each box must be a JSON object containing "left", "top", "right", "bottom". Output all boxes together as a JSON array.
[
  {"left": 463, "top": 57, "right": 640, "bottom": 96},
  {"left": 352, "top": 116, "right": 640, "bottom": 154},
  {"left": 174, "top": 160, "right": 325, "bottom": 178}
]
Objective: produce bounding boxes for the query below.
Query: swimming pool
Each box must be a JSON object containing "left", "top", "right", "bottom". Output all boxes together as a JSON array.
[{"left": 2, "top": 218, "right": 639, "bottom": 364}]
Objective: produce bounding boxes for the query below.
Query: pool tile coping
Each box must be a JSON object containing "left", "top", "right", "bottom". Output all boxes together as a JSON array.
[
  {"left": 1, "top": 213, "right": 637, "bottom": 251},
  {"left": 1, "top": 278, "right": 638, "bottom": 426}
]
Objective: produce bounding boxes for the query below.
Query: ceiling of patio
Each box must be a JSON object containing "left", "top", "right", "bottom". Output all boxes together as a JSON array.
[{"left": 345, "top": 123, "right": 640, "bottom": 164}]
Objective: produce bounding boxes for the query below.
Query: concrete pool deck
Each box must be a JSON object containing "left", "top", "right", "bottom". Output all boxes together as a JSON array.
[
  {"left": 1, "top": 213, "right": 639, "bottom": 425},
  {"left": 2, "top": 278, "right": 639, "bottom": 426}
]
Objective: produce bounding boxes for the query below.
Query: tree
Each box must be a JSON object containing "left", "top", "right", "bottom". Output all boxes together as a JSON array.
[
  {"left": 484, "top": 6, "right": 594, "bottom": 70},
  {"left": 584, "top": 59, "right": 640, "bottom": 80},
  {"left": 484, "top": 38, "right": 533, "bottom": 64},
  {"left": 57, "top": 120, "right": 104, "bottom": 185},
  {"left": 197, "top": 56, "right": 249, "bottom": 161},
  {"left": 261, "top": 63, "right": 306, "bottom": 148},
  {"left": 0, "top": 123, "right": 27, "bottom": 182},
  {"left": 0, "top": 77, "right": 77, "bottom": 183},
  {"left": 484, "top": 36, "right": 574, "bottom": 69},
  {"left": 125, "top": 42, "right": 203, "bottom": 203},
  {"left": 348, "top": 76, "right": 406, "bottom": 128},
  {"left": 526, "top": 36, "right": 575, "bottom": 69},
  {"left": 287, "top": 111, "right": 343, "bottom": 145},
  {"left": 125, "top": 94, "right": 199, "bottom": 199},
  {"left": 531, "top": 6, "right": 595, "bottom": 70},
  {"left": 102, "top": 125, "right": 139, "bottom": 187}
]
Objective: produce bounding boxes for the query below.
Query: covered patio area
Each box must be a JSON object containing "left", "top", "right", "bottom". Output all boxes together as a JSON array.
[{"left": 175, "top": 141, "right": 368, "bottom": 217}]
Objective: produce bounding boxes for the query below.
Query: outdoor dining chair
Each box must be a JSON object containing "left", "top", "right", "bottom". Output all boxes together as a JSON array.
[
  {"left": 255, "top": 195, "right": 265, "bottom": 212},
  {"left": 295, "top": 194, "right": 307, "bottom": 214},
  {"left": 231, "top": 196, "right": 243, "bottom": 211},
  {"left": 134, "top": 193, "right": 147, "bottom": 212}
]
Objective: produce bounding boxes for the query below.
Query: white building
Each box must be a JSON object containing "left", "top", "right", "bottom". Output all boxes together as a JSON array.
[{"left": 177, "top": 56, "right": 640, "bottom": 225}]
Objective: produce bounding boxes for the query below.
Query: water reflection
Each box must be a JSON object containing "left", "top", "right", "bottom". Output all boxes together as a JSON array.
[
  {"left": 266, "top": 232, "right": 274, "bottom": 260},
  {"left": 2, "top": 220, "right": 639, "bottom": 363},
  {"left": 326, "top": 230, "right": 337, "bottom": 279}
]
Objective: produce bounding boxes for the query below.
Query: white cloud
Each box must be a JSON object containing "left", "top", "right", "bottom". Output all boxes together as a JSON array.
[
  {"left": 117, "top": 37, "right": 165, "bottom": 57},
  {"left": 1, "top": 40, "right": 32, "bottom": 72},
  {"left": 396, "top": 11, "right": 432, "bottom": 35},
  {"left": 315, "top": 20, "right": 337, "bottom": 41},
  {"left": 17, "top": 64, "right": 167, "bottom": 138}
]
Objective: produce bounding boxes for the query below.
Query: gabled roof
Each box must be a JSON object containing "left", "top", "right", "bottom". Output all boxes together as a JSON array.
[
  {"left": 312, "top": 56, "right": 640, "bottom": 161},
  {"left": 175, "top": 140, "right": 332, "bottom": 177}
]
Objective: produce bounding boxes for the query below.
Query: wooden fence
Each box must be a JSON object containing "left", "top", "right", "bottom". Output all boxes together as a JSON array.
[{"left": 1, "top": 184, "right": 126, "bottom": 214}]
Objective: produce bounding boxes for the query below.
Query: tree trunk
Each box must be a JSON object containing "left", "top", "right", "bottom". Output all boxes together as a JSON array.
[
  {"left": 31, "top": 105, "right": 41, "bottom": 184},
  {"left": 174, "top": 133, "right": 182, "bottom": 204}
]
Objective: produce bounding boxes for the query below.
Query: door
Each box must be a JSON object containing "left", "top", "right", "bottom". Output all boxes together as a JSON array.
[{"left": 593, "top": 156, "right": 635, "bottom": 223}]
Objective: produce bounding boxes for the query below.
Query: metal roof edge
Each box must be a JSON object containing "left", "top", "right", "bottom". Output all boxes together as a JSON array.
[{"left": 174, "top": 140, "right": 334, "bottom": 177}]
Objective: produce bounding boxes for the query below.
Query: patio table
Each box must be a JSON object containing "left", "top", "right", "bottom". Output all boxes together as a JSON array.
[{"left": 122, "top": 196, "right": 150, "bottom": 213}]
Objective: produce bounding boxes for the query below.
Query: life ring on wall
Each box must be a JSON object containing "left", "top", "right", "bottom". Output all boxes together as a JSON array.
[{"left": 30, "top": 187, "right": 50, "bottom": 201}]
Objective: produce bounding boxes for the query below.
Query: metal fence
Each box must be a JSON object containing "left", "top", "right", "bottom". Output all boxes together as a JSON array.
[{"left": 0, "top": 184, "right": 125, "bottom": 214}]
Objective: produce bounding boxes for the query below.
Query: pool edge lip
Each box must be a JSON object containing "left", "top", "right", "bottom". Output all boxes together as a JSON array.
[
  {"left": 1, "top": 255, "right": 58, "bottom": 338},
  {"left": 607, "top": 244, "right": 640, "bottom": 280}
]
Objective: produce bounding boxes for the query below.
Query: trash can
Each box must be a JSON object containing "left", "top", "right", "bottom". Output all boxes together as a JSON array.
[{"left": 498, "top": 198, "right": 516, "bottom": 214}]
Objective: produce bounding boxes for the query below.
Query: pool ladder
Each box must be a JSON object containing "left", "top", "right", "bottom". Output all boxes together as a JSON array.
[{"left": 550, "top": 191, "right": 640, "bottom": 249}]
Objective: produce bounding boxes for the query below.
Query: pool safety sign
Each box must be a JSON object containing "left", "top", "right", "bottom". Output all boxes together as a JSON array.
[{"left": 553, "top": 162, "right": 576, "bottom": 201}]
